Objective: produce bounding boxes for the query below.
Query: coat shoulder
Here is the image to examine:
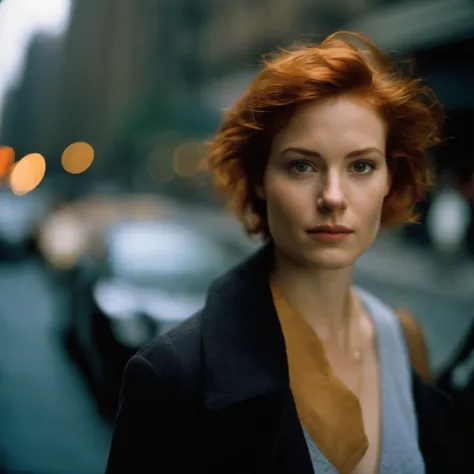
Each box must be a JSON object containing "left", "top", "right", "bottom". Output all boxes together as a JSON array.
[{"left": 134, "top": 312, "right": 204, "bottom": 397}]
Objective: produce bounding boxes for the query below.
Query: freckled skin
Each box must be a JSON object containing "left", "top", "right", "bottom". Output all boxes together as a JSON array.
[{"left": 259, "top": 95, "right": 391, "bottom": 270}]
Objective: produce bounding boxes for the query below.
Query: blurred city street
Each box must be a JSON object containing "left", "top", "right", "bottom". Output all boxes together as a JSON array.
[
  {"left": 0, "top": 258, "right": 111, "bottom": 474},
  {"left": 1, "top": 230, "right": 474, "bottom": 474}
]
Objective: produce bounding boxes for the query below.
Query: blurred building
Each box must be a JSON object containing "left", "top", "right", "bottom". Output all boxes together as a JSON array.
[
  {"left": 54, "top": 0, "right": 161, "bottom": 166},
  {"left": 1, "top": 33, "right": 63, "bottom": 167},
  {"left": 48, "top": 0, "right": 213, "bottom": 186}
]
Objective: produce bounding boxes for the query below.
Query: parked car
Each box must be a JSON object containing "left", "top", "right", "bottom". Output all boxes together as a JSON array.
[
  {"left": 64, "top": 217, "right": 251, "bottom": 418},
  {"left": 36, "top": 192, "right": 171, "bottom": 276}
]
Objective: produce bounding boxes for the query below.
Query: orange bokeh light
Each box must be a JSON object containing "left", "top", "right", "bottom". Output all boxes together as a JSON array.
[
  {"left": 9, "top": 153, "right": 46, "bottom": 195},
  {"left": 0, "top": 146, "right": 15, "bottom": 178},
  {"left": 61, "top": 142, "right": 95, "bottom": 174}
]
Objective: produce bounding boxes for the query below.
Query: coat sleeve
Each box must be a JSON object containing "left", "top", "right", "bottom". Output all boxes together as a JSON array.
[{"left": 105, "top": 354, "right": 180, "bottom": 473}]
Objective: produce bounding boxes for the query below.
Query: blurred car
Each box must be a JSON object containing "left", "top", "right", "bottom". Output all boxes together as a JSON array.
[
  {"left": 0, "top": 189, "right": 52, "bottom": 260},
  {"left": 37, "top": 193, "right": 173, "bottom": 276},
  {"left": 37, "top": 191, "right": 259, "bottom": 291},
  {"left": 64, "top": 217, "right": 250, "bottom": 418}
]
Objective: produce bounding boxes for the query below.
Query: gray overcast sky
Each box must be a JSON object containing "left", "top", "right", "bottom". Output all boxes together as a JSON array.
[{"left": 0, "top": 0, "right": 71, "bottom": 131}]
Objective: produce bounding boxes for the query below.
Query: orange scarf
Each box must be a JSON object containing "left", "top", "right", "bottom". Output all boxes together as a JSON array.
[{"left": 270, "top": 281, "right": 368, "bottom": 474}]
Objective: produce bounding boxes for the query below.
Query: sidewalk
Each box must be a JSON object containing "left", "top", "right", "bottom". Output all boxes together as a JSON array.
[
  {"left": 0, "top": 260, "right": 111, "bottom": 474},
  {"left": 356, "top": 230, "right": 474, "bottom": 302}
]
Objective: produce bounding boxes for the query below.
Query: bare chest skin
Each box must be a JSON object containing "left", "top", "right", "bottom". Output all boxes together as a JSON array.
[{"left": 322, "top": 311, "right": 381, "bottom": 474}]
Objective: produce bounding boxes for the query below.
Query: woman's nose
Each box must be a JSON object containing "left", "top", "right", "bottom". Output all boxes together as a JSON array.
[{"left": 317, "top": 175, "right": 348, "bottom": 212}]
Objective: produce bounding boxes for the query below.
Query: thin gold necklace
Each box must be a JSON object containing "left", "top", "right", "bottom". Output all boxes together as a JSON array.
[
  {"left": 318, "top": 293, "right": 365, "bottom": 364},
  {"left": 319, "top": 293, "right": 366, "bottom": 397},
  {"left": 347, "top": 294, "right": 365, "bottom": 398},
  {"left": 348, "top": 295, "right": 365, "bottom": 364}
]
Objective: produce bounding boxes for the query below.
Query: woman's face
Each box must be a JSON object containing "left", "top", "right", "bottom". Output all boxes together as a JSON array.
[{"left": 259, "top": 95, "right": 390, "bottom": 270}]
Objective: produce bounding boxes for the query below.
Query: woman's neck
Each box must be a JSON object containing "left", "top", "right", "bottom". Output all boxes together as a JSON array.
[{"left": 272, "top": 247, "right": 356, "bottom": 343}]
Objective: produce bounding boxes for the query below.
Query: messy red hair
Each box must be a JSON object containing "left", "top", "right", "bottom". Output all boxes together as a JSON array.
[{"left": 207, "top": 31, "right": 444, "bottom": 239}]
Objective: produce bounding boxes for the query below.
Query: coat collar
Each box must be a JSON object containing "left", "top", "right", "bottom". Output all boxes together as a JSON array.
[{"left": 201, "top": 242, "right": 290, "bottom": 410}]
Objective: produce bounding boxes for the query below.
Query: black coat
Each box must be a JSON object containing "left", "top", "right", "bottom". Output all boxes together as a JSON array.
[{"left": 106, "top": 244, "right": 461, "bottom": 474}]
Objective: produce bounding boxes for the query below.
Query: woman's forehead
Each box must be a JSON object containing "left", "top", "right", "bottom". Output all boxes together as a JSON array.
[{"left": 271, "top": 96, "right": 386, "bottom": 157}]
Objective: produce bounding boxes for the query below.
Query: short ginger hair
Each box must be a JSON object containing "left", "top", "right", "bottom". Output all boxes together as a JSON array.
[{"left": 206, "top": 31, "right": 444, "bottom": 239}]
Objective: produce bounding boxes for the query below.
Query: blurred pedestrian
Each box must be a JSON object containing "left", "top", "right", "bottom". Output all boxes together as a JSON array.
[
  {"left": 437, "top": 318, "right": 474, "bottom": 470},
  {"left": 106, "top": 32, "right": 460, "bottom": 474}
]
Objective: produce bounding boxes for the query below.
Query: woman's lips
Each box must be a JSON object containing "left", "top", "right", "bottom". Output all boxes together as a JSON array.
[{"left": 307, "top": 230, "right": 353, "bottom": 242}]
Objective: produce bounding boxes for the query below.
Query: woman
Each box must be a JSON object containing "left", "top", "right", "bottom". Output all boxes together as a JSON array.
[{"left": 106, "top": 32, "right": 458, "bottom": 474}]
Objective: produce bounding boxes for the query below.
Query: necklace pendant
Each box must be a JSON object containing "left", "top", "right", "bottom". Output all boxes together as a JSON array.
[{"left": 354, "top": 350, "right": 363, "bottom": 363}]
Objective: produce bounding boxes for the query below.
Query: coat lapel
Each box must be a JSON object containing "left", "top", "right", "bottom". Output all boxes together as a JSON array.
[
  {"left": 199, "top": 243, "right": 314, "bottom": 472},
  {"left": 201, "top": 242, "right": 289, "bottom": 409}
]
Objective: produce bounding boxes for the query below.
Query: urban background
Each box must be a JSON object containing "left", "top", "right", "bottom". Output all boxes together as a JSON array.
[{"left": 0, "top": 0, "right": 474, "bottom": 473}]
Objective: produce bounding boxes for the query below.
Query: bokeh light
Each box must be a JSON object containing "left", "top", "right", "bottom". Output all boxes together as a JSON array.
[
  {"left": 61, "top": 142, "right": 94, "bottom": 174},
  {"left": 37, "top": 213, "right": 88, "bottom": 270},
  {"left": 9, "top": 152, "right": 46, "bottom": 195},
  {"left": 172, "top": 140, "right": 207, "bottom": 178},
  {"left": 0, "top": 145, "right": 15, "bottom": 178}
]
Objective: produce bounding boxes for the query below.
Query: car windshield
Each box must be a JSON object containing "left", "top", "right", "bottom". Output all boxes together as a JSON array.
[{"left": 106, "top": 220, "right": 239, "bottom": 292}]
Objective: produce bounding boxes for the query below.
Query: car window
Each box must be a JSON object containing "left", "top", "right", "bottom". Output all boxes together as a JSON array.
[{"left": 107, "top": 220, "right": 238, "bottom": 290}]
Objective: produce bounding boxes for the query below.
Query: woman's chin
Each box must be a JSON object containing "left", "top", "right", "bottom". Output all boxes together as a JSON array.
[{"left": 306, "top": 247, "right": 358, "bottom": 270}]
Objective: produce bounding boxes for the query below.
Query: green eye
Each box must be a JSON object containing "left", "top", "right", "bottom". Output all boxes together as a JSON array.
[
  {"left": 290, "top": 160, "right": 312, "bottom": 173},
  {"left": 351, "top": 161, "right": 375, "bottom": 173}
]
